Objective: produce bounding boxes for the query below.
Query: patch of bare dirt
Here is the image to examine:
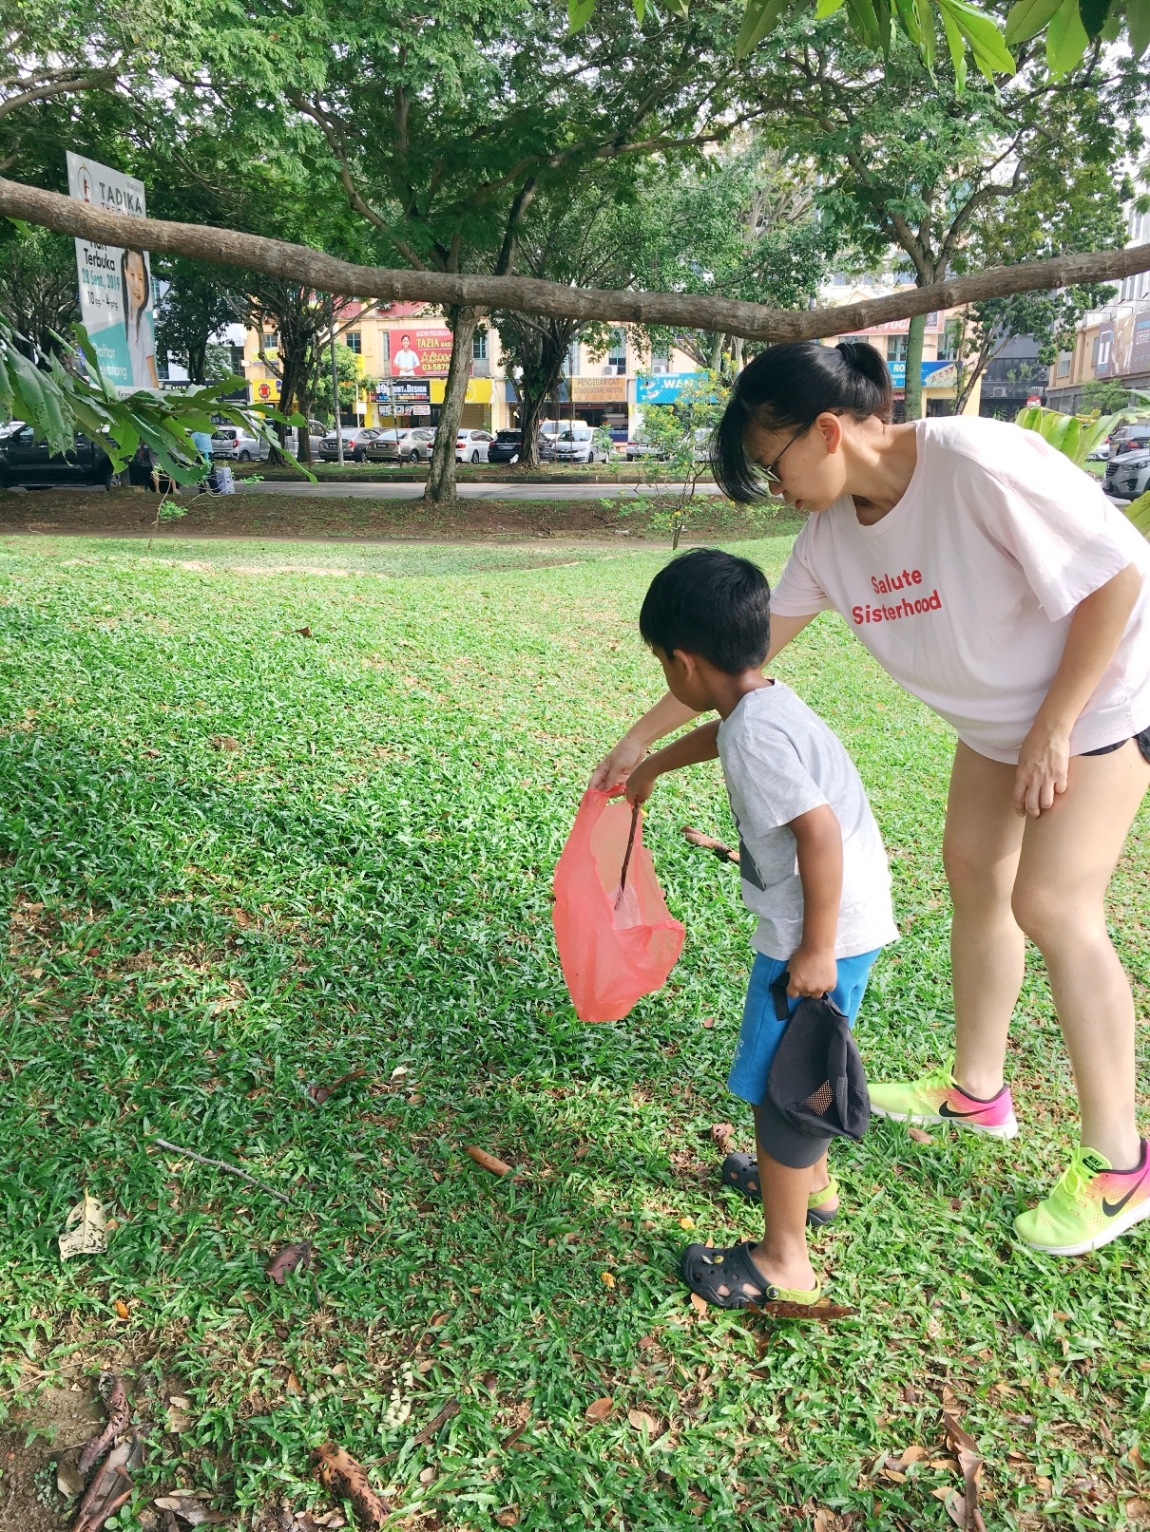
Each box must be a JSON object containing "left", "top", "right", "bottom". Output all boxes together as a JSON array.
[
  {"left": 0, "top": 1381, "right": 104, "bottom": 1532},
  {"left": 0, "top": 489, "right": 789, "bottom": 544}
]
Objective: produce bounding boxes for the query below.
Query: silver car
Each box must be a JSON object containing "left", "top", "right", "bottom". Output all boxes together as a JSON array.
[
  {"left": 553, "top": 427, "right": 608, "bottom": 464},
  {"left": 319, "top": 427, "right": 381, "bottom": 462},
  {"left": 1104, "top": 449, "right": 1150, "bottom": 502},
  {"left": 211, "top": 426, "right": 270, "bottom": 462}
]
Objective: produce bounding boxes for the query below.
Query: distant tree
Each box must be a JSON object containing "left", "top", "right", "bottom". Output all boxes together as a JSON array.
[
  {"left": 153, "top": 256, "right": 238, "bottom": 385},
  {"left": 0, "top": 226, "right": 78, "bottom": 360}
]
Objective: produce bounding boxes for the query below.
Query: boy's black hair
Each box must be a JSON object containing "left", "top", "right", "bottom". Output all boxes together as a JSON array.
[
  {"left": 639, "top": 547, "right": 771, "bottom": 674},
  {"left": 713, "top": 340, "right": 893, "bottom": 503}
]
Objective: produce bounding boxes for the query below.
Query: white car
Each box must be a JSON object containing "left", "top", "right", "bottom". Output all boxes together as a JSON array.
[
  {"left": 211, "top": 426, "right": 270, "bottom": 462},
  {"left": 456, "top": 428, "right": 494, "bottom": 463},
  {"left": 552, "top": 426, "right": 609, "bottom": 464}
]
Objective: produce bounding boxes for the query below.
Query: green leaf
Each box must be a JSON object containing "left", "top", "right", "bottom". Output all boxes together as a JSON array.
[
  {"left": 1128, "top": 0, "right": 1150, "bottom": 55},
  {"left": 914, "top": 0, "right": 937, "bottom": 67},
  {"left": 815, "top": 0, "right": 846, "bottom": 16},
  {"left": 938, "top": 0, "right": 968, "bottom": 86},
  {"left": 1045, "top": 0, "right": 1089, "bottom": 73},
  {"left": 937, "top": 0, "right": 1017, "bottom": 78},
  {"left": 736, "top": 0, "right": 791, "bottom": 55},
  {"left": 892, "top": 0, "right": 923, "bottom": 45},
  {"left": 1004, "top": 0, "right": 1063, "bottom": 45},
  {"left": 568, "top": 0, "right": 596, "bottom": 32},
  {"left": 845, "top": 0, "right": 884, "bottom": 49},
  {"left": 1126, "top": 489, "right": 1150, "bottom": 539},
  {"left": 632, "top": 0, "right": 646, "bottom": 20},
  {"left": 1077, "top": 0, "right": 1110, "bottom": 37}
]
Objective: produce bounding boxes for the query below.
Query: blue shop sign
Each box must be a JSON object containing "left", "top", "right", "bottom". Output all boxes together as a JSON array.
[
  {"left": 636, "top": 371, "right": 700, "bottom": 404},
  {"left": 888, "top": 359, "right": 959, "bottom": 389}
]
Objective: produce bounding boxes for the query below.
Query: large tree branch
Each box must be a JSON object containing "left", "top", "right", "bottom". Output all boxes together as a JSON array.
[
  {"left": 0, "top": 68, "right": 118, "bottom": 120},
  {"left": 3, "top": 176, "right": 1147, "bottom": 344}
]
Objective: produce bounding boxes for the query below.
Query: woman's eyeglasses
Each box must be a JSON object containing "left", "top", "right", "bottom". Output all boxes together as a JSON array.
[{"left": 762, "top": 425, "right": 808, "bottom": 488}]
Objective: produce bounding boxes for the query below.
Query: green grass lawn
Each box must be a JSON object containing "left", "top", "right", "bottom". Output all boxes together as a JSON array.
[{"left": 1, "top": 532, "right": 1147, "bottom": 1532}]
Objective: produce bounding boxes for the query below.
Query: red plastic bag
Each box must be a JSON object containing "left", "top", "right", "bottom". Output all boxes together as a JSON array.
[{"left": 552, "top": 789, "right": 685, "bottom": 1022}]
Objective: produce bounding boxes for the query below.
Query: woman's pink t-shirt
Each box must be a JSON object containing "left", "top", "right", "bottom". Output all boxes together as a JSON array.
[{"left": 771, "top": 416, "right": 1150, "bottom": 763}]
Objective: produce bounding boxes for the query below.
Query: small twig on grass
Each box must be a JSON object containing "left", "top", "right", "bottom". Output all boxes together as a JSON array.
[
  {"left": 409, "top": 1397, "right": 461, "bottom": 1447},
  {"left": 152, "top": 1138, "right": 293, "bottom": 1205},
  {"left": 464, "top": 1146, "right": 514, "bottom": 1177}
]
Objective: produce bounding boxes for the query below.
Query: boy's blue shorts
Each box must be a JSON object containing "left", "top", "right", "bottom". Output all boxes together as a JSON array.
[{"left": 727, "top": 949, "right": 880, "bottom": 1109}]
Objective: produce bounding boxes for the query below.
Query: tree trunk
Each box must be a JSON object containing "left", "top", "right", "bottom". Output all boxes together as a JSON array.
[
  {"left": 425, "top": 306, "right": 479, "bottom": 505},
  {"left": 518, "top": 391, "right": 547, "bottom": 468},
  {"left": 902, "top": 310, "right": 926, "bottom": 421}
]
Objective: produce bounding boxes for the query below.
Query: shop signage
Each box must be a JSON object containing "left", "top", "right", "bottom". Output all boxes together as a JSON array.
[
  {"left": 388, "top": 326, "right": 453, "bottom": 377},
  {"left": 636, "top": 371, "right": 699, "bottom": 405},
  {"left": 251, "top": 378, "right": 280, "bottom": 403},
  {"left": 571, "top": 375, "right": 627, "bottom": 402},
  {"left": 377, "top": 379, "right": 431, "bottom": 404},
  {"left": 858, "top": 312, "right": 940, "bottom": 336},
  {"left": 887, "top": 359, "right": 958, "bottom": 389},
  {"left": 66, "top": 151, "right": 159, "bottom": 395}
]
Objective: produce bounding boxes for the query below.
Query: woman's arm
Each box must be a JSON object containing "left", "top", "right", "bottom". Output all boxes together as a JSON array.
[
  {"left": 588, "top": 612, "right": 818, "bottom": 790},
  {"left": 1015, "top": 562, "right": 1143, "bottom": 818}
]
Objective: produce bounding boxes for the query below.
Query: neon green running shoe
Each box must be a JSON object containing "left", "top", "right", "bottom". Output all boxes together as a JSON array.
[
  {"left": 1014, "top": 1141, "right": 1150, "bottom": 1256},
  {"left": 869, "top": 1059, "right": 1018, "bottom": 1139}
]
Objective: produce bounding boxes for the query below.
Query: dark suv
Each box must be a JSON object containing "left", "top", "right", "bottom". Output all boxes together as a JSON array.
[
  {"left": 0, "top": 427, "right": 126, "bottom": 489},
  {"left": 487, "top": 430, "right": 522, "bottom": 465}
]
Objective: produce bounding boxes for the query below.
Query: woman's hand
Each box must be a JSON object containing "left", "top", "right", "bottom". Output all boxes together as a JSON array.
[
  {"left": 786, "top": 945, "right": 838, "bottom": 999},
  {"left": 589, "top": 731, "right": 647, "bottom": 794},
  {"left": 1013, "top": 719, "right": 1071, "bottom": 818}
]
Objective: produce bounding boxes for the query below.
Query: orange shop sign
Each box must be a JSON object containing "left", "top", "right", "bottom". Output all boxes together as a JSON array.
[{"left": 250, "top": 378, "right": 280, "bottom": 403}]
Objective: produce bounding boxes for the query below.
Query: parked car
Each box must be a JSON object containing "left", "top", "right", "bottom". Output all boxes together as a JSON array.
[
  {"left": 284, "top": 419, "right": 329, "bottom": 458},
  {"left": 318, "top": 427, "right": 381, "bottom": 462},
  {"left": 395, "top": 427, "right": 438, "bottom": 462},
  {"left": 623, "top": 433, "right": 668, "bottom": 462},
  {"left": 487, "top": 430, "right": 522, "bottom": 465},
  {"left": 456, "top": 428, "right": 495, "bottom": 463},
  {"left": 211, "top": 426, "right": 271, "bottom": 462},
  {"left": 538, "top": 419, "right": 583, "bottom": 461},
  {"left": 553, "top": 427, "right": 609, "bottom": 464},
  {"left": 1104, "top": 448, "right": 1150, "bottom": 502},
  {"left": 0, "top": 427, "right": 127, "bottom": 489},
  {"left": 1108, "top": 422, "right": 1150, "bottom": 459}
]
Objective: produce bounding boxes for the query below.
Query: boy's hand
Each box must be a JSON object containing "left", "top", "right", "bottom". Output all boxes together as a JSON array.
[
  {"left": 787, "top": 945, "right": 838, "bottom": 999},
  {"left": 624, "top": 759, "right": 659, "bottom": 809}
]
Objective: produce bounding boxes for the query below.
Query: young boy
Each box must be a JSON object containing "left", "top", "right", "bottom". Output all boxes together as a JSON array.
[{"left": 622, "top": 548, "right": 898, "bottom": 1310}]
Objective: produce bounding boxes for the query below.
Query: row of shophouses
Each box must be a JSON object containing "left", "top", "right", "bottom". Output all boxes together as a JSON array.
[{"left": 237, "top": 288, "right": 993, "bottom": 437}]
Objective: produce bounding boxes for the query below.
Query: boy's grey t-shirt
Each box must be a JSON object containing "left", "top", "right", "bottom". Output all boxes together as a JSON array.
[{"left": 716, "top": 682, "right": 899, "bottom": 962}]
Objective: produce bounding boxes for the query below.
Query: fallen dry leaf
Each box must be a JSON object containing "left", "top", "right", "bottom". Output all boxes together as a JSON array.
[
  {"left": 495, "top": 1510, "right": 519, "bottom": 1527},
  {"left": 600, "top": 1271, "right": 616, "bottom": 1290},
  {"left": 59, "top": 1194, "right": 109, "bottom": 1261},
  {"left": 73, "top": 1430, "right": 144, "bottom": 1532},
  {"left": 1127, "top": 1501, "right": 1150, "bottom": 1525},
  {"left": 312, "top": 1443, "right": 389, "bottom": 1530},
  {"left": 708, "top": 1123, "right": 735, "bottom": 1153},
  {"left": 209, "top": 735, "right": 241, "bottom": 752},
  {"left": 418, "top": 1467, "right": 436, "bottom": 1485},
  {"left": 584, "top": 1397, "right": 613, "bottom": 1422},
  {"left": 266, "top": 1241, "right": 313, "bottom": 1286},
  {"left": 627, "top": 1409, "right": 659, "bottom": 1435},
  {"left": 113, "top": 1299, "right": 129, "bottom": 1320},
  {"left": 78, "top": 1375, "right": 129, "bottom": 1477},
  {"left": 293, "top": 626, "right": 313, "bottom": 638},
  {"left": 941, "top": 1388, "right": 986, "bottom": 1532},
  {"left": 306, "top": 1070, "right": 366, "bottom": 1106},
  {"left": 689, "top": 1291, "right": 709, "bottom": 1318},
  {"left": 907, "top": 1126, "right": 933, "bottom": 1145},
  {"left": 464, "top": 1145, "right": 514, "bottom": 1176}
]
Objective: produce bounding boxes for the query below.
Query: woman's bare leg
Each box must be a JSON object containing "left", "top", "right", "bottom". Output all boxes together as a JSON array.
[
  {"left": 1011, "top": 742, "right": 1150, "bottom": 1166},
  {"left": 943, "top": 743, "right": 1027, "bottom": 1098}
]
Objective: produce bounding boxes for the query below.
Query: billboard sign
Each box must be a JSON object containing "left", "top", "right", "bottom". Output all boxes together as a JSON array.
[
  {"left": 636, "top": 371, "right": 699, "bottom": 405},
  {"left": 887, "top": 359, "right": 958, "bottom": 389},
  {"left": 388, "top": 326, "right": 452, "bottom": 377},
  {"left": 66, "top": 152, "right": 159, "bottom": 394}
]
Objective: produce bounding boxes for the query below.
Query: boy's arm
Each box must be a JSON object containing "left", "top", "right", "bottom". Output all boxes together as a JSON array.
[
  {"left": 787, "top": 804, "right": 843, "bottom": 999},
  {"left": 624, "top": 720, "right": 720, "bottom": 807}
]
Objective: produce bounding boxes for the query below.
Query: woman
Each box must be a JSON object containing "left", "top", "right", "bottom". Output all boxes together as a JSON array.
[
  {"left": 120, "top": 248, "right": 160, "bottom": 390},
  {"left": 591, "top": 341, "right": 1150, "bottom": 1257}
]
